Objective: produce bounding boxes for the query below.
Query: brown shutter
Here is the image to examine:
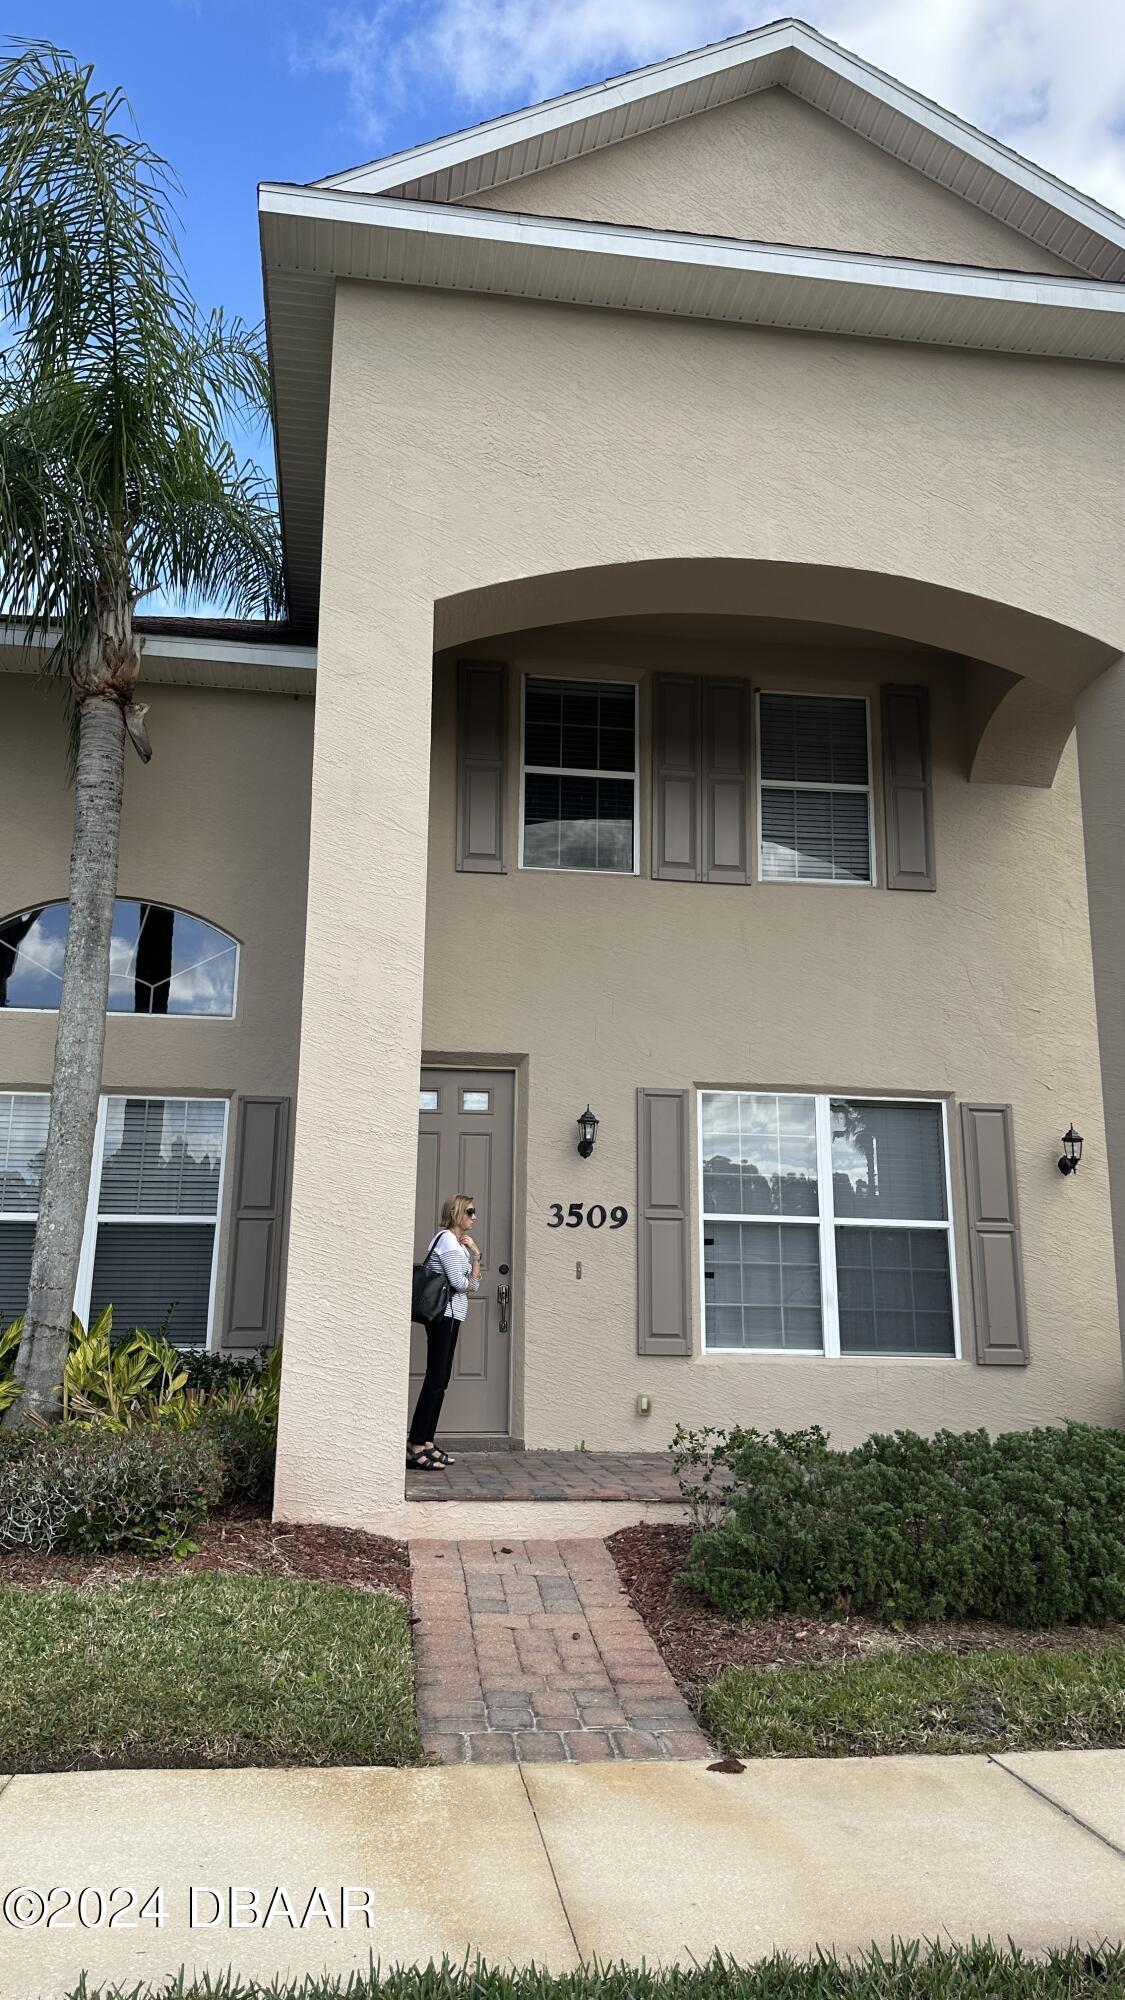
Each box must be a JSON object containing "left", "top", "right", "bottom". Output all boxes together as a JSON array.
[
  {"left": 960, "top": 1103, "right": 1029, "bottom": 1366},
  {"left": 222, "top": 1097, "right": 290, "bottom": 1348},
  {"left": 882, "top": 685, "right": 936, "bottom": 892},
  {"left": 704, "top": 678, "right": 750, "bottom": 884},
  {"left": 456, "top": 660, "right": 508, "bottom": 873},
  {"left": 652, "top": 677, "right": 701, "bottom": 881},
  {"left": 637, "top": 1088, "right": 692, "bottom": 1355}
]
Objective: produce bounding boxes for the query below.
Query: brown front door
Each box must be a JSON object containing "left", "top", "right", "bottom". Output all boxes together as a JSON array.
[{"left": 411, "top": 1069, "right": 514, "bottom": 1437}]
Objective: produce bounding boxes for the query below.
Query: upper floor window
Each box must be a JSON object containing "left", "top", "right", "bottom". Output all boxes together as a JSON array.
[
  {"left": 701, "top": 1090, "right": 957, "bottom": 1357},
  {"left": 521, "top": 677, "right": 637, "bottom": 873},
  {"left": 758, "top": 692, "right": 873, "bottom": 885},
  {"left": 0, "top": 901, "right": 237, "bottom": 1016}
]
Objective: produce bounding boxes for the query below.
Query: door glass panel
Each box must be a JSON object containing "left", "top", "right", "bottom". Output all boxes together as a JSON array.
[
  {"left": 461, "top": 1090, "right": 491, "bottom": 1113},
  {"left": 419, "top": 1089, "right": 439, "bottom": 1112}
]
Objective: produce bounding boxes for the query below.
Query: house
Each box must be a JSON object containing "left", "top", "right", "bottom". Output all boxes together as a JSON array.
[{"left": 3, "top": 18, "right": 1125, "bottom": 1535}]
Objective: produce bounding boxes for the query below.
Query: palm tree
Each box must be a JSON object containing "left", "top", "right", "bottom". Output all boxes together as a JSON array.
[{"left": 0, "top": 41, "right": 284, "bottom": 1422}]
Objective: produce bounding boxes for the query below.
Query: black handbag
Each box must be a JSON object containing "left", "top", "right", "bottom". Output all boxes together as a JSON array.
[{"left": 411, "top": 1234, "right": 452, "bottom": 1324}]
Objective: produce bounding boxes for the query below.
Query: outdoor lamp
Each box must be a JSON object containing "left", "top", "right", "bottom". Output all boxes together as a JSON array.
[
  {"left": 576, "top": 1105, "right": 599, "bottom": 1159},
  {"left": 1058, "top": 1125, "right": 1084, "bottom": 1176}
]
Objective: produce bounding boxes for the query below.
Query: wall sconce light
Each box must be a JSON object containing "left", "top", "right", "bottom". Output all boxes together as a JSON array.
[
  {"left": 1058, "top": 1125, "right": 1084, "bottom": 1177},
  {"left": 576, "top": 1105, "right": 599, "bottom": 1159}
]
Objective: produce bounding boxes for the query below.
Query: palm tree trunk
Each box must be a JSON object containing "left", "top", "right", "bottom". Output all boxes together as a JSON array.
[{"left": 6, "top": 690, "right": 125, "bottom": 1422}]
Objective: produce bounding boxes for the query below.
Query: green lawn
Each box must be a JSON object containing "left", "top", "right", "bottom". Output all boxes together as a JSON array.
[
  {"left": 64, "top": 1947, "right": 1125, "bottom": 1999},
  {"left": 702, "top": 1644, "right": 1125, "bottom": 1759},
  {"left": 0, "top": 1573, "right": 423, "bottom": 1771}
]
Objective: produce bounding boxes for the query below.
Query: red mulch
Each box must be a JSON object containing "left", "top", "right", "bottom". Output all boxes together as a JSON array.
[
  {"left": 607, "top": 1522, "right": 1125, "bottom": 1704},
  {"left": 0, "top": 1506, "right": 411, "bottom": 1600}
]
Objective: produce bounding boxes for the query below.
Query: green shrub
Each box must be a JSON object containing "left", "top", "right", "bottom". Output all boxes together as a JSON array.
[
  {"left": 0, "top": 1424, "right": 224, "bottom": 1555},
  {"left": 177, "top": 1347, "right": 269, "bottom": 1396},
  {"left": 680, "top": 1421, "right": 1125, "bottom": 1628},
  {"left": 202, "top": 1405, "right": 277, "bottom": 1505}
]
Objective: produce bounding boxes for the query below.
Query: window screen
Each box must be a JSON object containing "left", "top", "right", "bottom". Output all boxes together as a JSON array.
[
  {"left": 758, "top": 693, "right": 873, "bottom": 884},
  {"left": 701, "top": 1090, "right": 956, "bottom": 1357},
  {"left": 522, "top": 679, "right": 636, "bottom": 872},
  {"left": 0, "top": 1090, "right": 226, "bottom": 1344}
]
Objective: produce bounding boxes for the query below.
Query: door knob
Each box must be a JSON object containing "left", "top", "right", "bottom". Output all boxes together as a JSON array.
[{"left": 497, "top": 1281, "right": 511, "bottom": 1334}]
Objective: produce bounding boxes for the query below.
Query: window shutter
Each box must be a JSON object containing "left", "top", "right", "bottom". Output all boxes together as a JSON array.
[
  {"left": 456, "top": 661, "right": 508, "bottom": 873},
  {"left": 652, "top": 677, "right": 701, "bottom": 880},
  {"left": 222, "top": 1097, "right": 290, "bottom": 1348},
  {"left": 703, "top": 678, "right": 750, "bottom": 884},
  {"left": 882, "top": 685, "right": 936, "bottom": 891},
  {"left": 960, "top": 1103, "right": 1029, "bottom": 1366},
  {"left": 637, "top": 1088, "right": 692, "bottom": 1355}
]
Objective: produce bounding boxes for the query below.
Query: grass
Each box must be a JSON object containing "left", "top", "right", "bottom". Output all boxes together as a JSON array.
[
  {"left": 60, "top": 1947, "right": 1125, "bottom": 1998},
  {"left": 702, "top": 1644, "right": 1125, "bottom": 1759},
  {"left": 0, "top": 1573, "right": 423, "bottom": 1771}
]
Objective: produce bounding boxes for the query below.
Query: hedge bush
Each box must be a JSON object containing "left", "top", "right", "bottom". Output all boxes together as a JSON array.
[
  {"left": 0, "top": 1424, "right": 224, "bottom": 1555},
  {"left": 202, "top": 1405, "right": 277, "bottom": 1505},
  {"left": 680, "top": 1422, "right": 1125, "bottom": 1627}
]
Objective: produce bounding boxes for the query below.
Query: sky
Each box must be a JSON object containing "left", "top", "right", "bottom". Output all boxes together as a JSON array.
[
  {"left": 15, "top": 0, "right": 1125, "bottom": 342},
  {"left": 12, "top": 0, "right": 1124, "bottom": 616}
]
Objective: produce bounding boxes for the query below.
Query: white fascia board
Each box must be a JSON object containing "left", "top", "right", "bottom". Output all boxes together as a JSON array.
[
  {"left": 315, "top": 19, "right": 799, "bottom": 192},
  {"left": 313, "top": 17, "right": 1125, "bottom": 264},
  {"left": 259, "top": 184, "right": 1125, "bottom": 337},
  {"left": 0, "top": 623, "right": 316, "bottom": 673}
]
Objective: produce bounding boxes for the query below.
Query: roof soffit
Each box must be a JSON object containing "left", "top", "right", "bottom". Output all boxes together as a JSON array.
[{"left": 313, "top": 18, "right": 1125, "bottom": 283}]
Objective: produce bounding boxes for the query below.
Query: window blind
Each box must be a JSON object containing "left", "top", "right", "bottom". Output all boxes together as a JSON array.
[{"left": 758, "top": 693, "right": 873, "bottom": 884}]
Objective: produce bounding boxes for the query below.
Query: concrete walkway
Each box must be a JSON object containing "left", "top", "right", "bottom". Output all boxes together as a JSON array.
[
  {"left": 4, "top": 1753, "right": 1125, "bottom": 1996},
  {"left": 410, "top": 1537, "right": 712, "bottom": 1762}
]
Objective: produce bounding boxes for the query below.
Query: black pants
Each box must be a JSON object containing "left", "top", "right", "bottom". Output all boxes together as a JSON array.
[{"left": 408, "top": 1313, "right": 459, "bottom": 1445}]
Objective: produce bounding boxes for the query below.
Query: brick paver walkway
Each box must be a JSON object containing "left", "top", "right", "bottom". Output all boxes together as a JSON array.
[
  {"left": 410, "top": 1537, "right": 713, "bottom": 1764},
  {"left": 405, "top": 1449, "right": 681, "bottom": 1502}
]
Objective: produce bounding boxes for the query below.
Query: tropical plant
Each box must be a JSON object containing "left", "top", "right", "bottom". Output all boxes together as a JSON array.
[{"left": 0, "top": 41, "right": 284, "bottom": 1422}]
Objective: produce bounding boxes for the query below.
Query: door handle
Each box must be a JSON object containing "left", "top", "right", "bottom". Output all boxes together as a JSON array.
[{"left": 497, "top": 1262, "right": 511, "bottom": 1335}]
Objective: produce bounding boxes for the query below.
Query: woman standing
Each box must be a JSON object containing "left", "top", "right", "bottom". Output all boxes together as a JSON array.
[{"left": 408, "top": 1193, "right": 481, "bottom": 1470}]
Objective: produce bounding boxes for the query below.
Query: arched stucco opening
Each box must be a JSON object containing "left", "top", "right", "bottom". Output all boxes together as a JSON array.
[{"left": 435, "top": 557, "right": 1122, "bottom": 791}]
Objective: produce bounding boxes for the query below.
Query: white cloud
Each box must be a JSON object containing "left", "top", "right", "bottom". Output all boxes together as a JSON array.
[{"left": 309, "top": 0, "right": 1125, "bottom": 216}]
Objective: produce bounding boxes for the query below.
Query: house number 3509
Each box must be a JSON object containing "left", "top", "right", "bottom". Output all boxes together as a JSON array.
[{"left": 547, "top": 1203, "right": 629, "bottom": 1229}]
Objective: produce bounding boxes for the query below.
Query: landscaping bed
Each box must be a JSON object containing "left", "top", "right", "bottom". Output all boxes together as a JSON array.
[
  {"left": 0, "top": 1505, "right": 412, "bottom": 1597},
  {"left": 0, "top": 1569, "right": 423, "bottom": 1771},
  {"left": 609, "top": 1524, "right": 1125, "bottom": 1695},
  {"left": 61, "top": 1945, "right": 1125, "bottom": 1998}
]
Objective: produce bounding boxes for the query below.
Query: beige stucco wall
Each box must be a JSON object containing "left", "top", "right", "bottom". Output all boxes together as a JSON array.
[
  {"left": 423, "top": 630, "right": 1122, "bottom": 1450},
  {"left": 469, "top": 88, "right": 1079, "bottom": 274},
  {"left": 0, "top": 671, "right": 313, "bottom": 1340},
  {"left": 274, "top": 276, "right": 1125, "bottom": 1526}
]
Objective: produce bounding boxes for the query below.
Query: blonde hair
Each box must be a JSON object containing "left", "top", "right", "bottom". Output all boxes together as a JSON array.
[{"left": 440, "top": 1193, "right": 475, "bottom": 1234}]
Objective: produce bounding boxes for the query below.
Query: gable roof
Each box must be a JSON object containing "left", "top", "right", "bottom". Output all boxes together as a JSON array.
[
  {"left": 263, "top": 18, "right": 1125, "bottom": 633},
  {"left": 316, "top": 17, "right": 1125, "bottom": 282}
]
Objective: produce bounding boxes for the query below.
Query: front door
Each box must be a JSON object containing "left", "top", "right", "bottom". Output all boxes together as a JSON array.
[{"left": 411, "top": 1069, "right": 514, "bottom": 1437}]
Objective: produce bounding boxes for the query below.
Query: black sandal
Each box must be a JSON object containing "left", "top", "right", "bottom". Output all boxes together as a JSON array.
[
  {"left": 431, "top": 1448, "right": 455, "bottom": 1466},
  {"left": 407, "top": 1445, "right": 442, "bottom": 1471}
]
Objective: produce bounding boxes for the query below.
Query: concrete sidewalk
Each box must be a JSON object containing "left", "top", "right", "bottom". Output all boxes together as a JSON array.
[{"left": 3, "top": 1752, "right": 1125, "bottom": 1996}]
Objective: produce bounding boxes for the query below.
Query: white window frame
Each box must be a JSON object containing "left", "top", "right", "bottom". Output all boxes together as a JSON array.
[
  {"left": 698, "top": 1089, "right": 960, "bottom": 1359},
  {"left": 2, "top": 1091, "right": 229, "bottom": 1349},
  {"left": 755, "top": 689, "right": 877, "bottom": 888},
  {"left": 518, "top": 673, "right": 640, "bottom": 875},
  {"left": 0, "top": 899, "right": 241, "bottom": 1019}
]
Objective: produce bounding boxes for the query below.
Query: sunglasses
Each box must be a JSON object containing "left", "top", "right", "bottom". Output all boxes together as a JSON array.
[{"left": 466, "top": 1207, "right": 477, "bottom": 1217}]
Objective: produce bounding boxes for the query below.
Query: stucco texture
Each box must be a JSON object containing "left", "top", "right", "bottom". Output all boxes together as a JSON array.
[
  {"left": 0, "top": 673, "right": 313, "bottom": 1339},
  {"left": 424, "top": 631, "right": 1122, "bottom": 1451},
  {"left": 467, "top": 88, "right": 1080, "bottom": 275},
  {"left": 273, "top": 272, "right": 1125, "bottom": 1524}
]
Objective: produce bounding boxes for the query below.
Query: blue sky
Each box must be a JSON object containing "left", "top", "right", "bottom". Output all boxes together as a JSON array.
[
  {"left": 14, "top": 1, "right": 1124, "bottom": 618},
  {"left": 18, "top": 0, "right": 1125, "bottom": 345}
]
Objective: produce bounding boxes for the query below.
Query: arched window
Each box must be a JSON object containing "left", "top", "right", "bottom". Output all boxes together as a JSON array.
[{"left": 0, "top": 901, "right": 238, "bottom": 1017}]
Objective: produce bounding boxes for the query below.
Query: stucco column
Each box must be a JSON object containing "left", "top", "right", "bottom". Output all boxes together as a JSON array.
[
  {"left": 1076, "top": 657, "right": 1125, "bottom": 1366},
  {"left": 273, "top": 559, "right": 435, "bottom": 1524}
]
